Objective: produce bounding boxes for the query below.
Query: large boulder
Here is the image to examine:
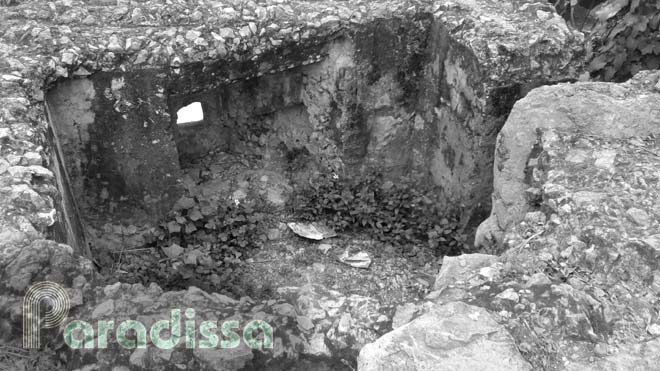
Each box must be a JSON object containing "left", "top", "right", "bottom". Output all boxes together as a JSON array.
[
  {"left": 358, "top": 301, "right": 532, "bottom": 371},
  {"left": 360, "top": 70, "right": 660, "bottom": 370},
  {"left": 476, "top": 70, "right": 660, "bottom": 248}
]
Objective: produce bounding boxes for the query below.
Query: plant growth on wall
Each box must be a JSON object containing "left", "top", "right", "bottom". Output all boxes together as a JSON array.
[
  {"left": 588, "top": 0, "right": 660, "bottom": 81},
  {"left": 290, "top": 172, "right": 468, "bottom": 256},
  {"left": 552, "top": 0, "right": 660, "bottom": 81}
]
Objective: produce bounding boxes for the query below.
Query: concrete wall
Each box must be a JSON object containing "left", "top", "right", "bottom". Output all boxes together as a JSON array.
[{"left": 46, "top": 72, "right": 183, "bottom": 233}]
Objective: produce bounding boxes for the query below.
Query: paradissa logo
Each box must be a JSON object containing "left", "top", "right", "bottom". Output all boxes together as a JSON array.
[
  {"left": 23, "top": 281, "right": 273, "bottom": 350},
  {"left": 63, "top": 309, "right": 273, "bottom": 350}
]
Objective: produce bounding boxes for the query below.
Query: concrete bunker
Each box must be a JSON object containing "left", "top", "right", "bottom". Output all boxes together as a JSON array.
[{"left": 44, "top": 19, "right": 520, "bottom": 296}]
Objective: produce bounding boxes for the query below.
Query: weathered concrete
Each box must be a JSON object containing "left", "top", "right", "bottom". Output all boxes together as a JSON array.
[{"left": 0, "top": 0, "right": 587, "bottom": 370}]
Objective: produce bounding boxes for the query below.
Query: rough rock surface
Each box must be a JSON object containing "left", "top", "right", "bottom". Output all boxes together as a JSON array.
[
  {"left": 359, "top": 301, "right": 532, "bottom": 371},
  {"left": 476, "top": 69, "right": 660, "bottom": 248},
  {"left": 0, "top": 0, "right": 586, "bottom": 370},
  {"left": 360, "top": 71, "right": 660, "bottom": 370}
]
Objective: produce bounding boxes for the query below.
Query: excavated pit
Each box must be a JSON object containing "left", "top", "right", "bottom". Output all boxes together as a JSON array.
[{"left": 43, "top": 18, "right": 511, "bottom": 315}]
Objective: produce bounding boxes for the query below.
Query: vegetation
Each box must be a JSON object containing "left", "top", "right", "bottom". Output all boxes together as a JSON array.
[
  {"left": 113, "top": 171, "right": 469, "bottom": 292},
  {"left": 588, "top": 0, "right": 660, "bottom": 81},
  {"left": 291, "top": 172, "right": 468, "bottom": 256},
  {"left": 552, "top": 0, "right": 660, "bottom": 82},
  {"left": 117, "top": 197, "right": 271, "bottom": 291}
]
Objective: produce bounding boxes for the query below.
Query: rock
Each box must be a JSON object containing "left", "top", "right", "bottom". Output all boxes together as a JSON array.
[
  {"left": 434, "top": 254, "right": 498, "bottom": 291},
  {"left": 318, "top": 243, "right": 332, "bottom": 254},
  {"left": 391, "top": 302, "right": 419, "bottom": 329},
  {"left": 306, "top": 332, "right": 331, "bottom": 357},
  {"left": 272, "top": 303, "right": 296, "bottom": 317},
  {"left": 525, "top": 272, "right": 552, "bottom": 287},
  {"left": 91, "top": 299, "right": 115, "bottom": 319},
  {"left": 185, "top": 30, "right": 201, "bottom": 41},
  {"left": 593, "top": 149, "right": 617, "bottom": 172},
  {"left": 267, "top": 228, "right": 280, "bottom": 240},
  {"left": 642, "top": 235, "right": 660, "bottom": 252},
  {"left": 338, "top": 250, "right": 372, "bottom": 269},
  {"left": 477, "top": 70, "right": 660, "bottom": 247},
  {"left": 565, "top": 338, "right": 660, "bottom": 370},
  {"left": 358, "top": 302, "right": 532, "bottom": 371},
  {"left": 336, "top": 313, "right": 352, "bottom": 334},
  {"left": 287, "top": 222, "right": 337, "bottom": 240},
  {"left": 626, "top": 207, "right": 651, "bottom": 226},
  {"left": 648, "top": 324, "right": 660, "bottom": 336},
  {"left": 495, "top": 288, "right": 519, "bottom": 303},
  {"left": 22, "top": 152, "right": 42, "bottom": 166},
  {"left": 193, "top": 347, "right": 252, "bottom": 370},
  {"left": 296, "top": 315, "right": 314, "bottom": 332}
]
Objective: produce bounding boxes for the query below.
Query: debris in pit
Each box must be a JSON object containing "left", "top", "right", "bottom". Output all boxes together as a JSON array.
[
  {"left": 338, "top": 249, "right": 372, "bottom": 269},
  {"left": 287, "top": 222, "right": 337, "bottom": 240}
]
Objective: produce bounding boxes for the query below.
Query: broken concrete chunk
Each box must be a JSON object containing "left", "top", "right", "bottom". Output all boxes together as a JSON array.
[{"left": 338, "top": 250, "right": 371, "bottom": 269}]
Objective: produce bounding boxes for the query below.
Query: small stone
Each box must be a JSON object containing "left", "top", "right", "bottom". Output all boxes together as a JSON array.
[
  {"left": 306, "top": 332, "right": 331, "bottom": 356},
  {"left": 0, "top": 159, "right": 8, "bottom": 175},
  {"left": 297, "top": 316, "right": 314, "bottom": 332},
  {"left": 392, "top": 303, "right": 418, "bottom": 329},
  {"left": 174, "top": 196, "right": 195, "bottom": 210},
  {"left": 129, "top": 348, "right": 147, "bottom": 368},
  {"left": 318, "top": 244, "right": 332, "bottom": 254},
  {"left": 185, "top": 30, "right": 202, "bottom": 41},
  {"left": 92, "top": 300, "right": 115, "bottom": 319},
  {"left": 23, "top": 152, "right": 42, "bottom": 166},
  {"left": 1, "top": 74, "right": 22, "bottom": 82},
  {"left": 218, "top": 27, "right": 235, "bottom": 39},
  {"left": 272, "top": 303, "right": 296, "bottom": 317},
  {"left": 238, "top": 25, "right": 252, "bottom": 38},
  {"left": 7, "top": 155, "right": 21, "bottom": 165},
  {"left": 478, "top": 266, "right": 500, "bottom": 281},
  {"left": 82, "top": 15, "right": 96, "bottom": 25},
  {"left": 37, "top": 28, "right": 53, "bottom": 42},
  {"left": 593, "top": 343, "right": 608, "bottom": 356},
  {"left": 233, "top": 189, "right": 248, "bottom": 201},
  {"left": 626, "top": 208, "right": 650, "bottom": 226},
  {"left": 523, "top": 211, "right": 546, "bottom": 225},
  {"left": 565, "top": 149, "right": 590, "bottom": 163},
  {"left": 525, "top": 272, "right": 551, "bottom": 287},
  {"left": 648, "top": 324, "right": 660, "bottom": 336},
  {"left": 337, "top": 313, "right": 352, "bottom": 334},
  {"left": 107, "top": 35, "right": 123, "bottom": 52},
  {"left": 67, "top": 288, "right": 84, "bottom": 307},
  {"left": 267, "top": 228, "right": 280, "bottom": 240},
  {"left": 495, "top": 288, "right": 519, "bottom": 303},
  {"left": 594, "top": 149, "right": 617, "bottom": 172},
  {"left": 312, "top": 263, "right": 325, "bottom": 273},
  {"left": 642, "top": 235, "right": 660, "bottom": 252},
  {"left": 61, "top": 51, "right": 76, "bottom": 66},
  {"left": 0, "top": 128, "right": 10, "bottom": 139},
  {"left": 536, "top": 10, "right": 551, "bottom": 20}
]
